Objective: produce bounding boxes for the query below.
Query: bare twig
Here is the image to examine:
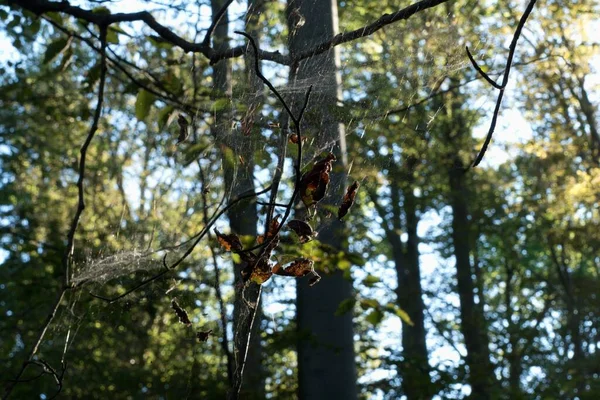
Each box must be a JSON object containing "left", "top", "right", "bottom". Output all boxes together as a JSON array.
[
  {"left": 234, "top": 32, "right": 312, "bottom": 254},
  {"left": 228, "top": 285, "right": 262, "bottom": 400},
  {"left": 2, "top": 26, "right": 108, "bottom": 400},
  {"left": 471, "top": 0, "right": 538, "bottom": 167},
  {"left": 465, "top": 47, "right": 503, "bottom": 90}
]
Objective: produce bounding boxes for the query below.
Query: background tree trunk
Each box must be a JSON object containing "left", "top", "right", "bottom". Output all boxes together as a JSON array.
[
  {"left": 448, "top": 158, "right": 495, "bottom": 399},
  {"left": 211, "top": 0, "right": 264, "bottom": 397},
  {"left": 288, "top": 1, "right": 357, "bottom": 399}
]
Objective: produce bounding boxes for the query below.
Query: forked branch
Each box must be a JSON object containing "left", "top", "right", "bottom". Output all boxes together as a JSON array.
[{"left": 470, "top": 0, "right": 538, "bottom": 167}]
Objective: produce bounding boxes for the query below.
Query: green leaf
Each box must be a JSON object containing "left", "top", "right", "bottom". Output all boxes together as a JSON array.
[
  {"left": 157, "top": 105, "right": 175, "bottom": 130},
  {"left": 365, "top": 309, "right": 384, "bottom": 326},
  {"left": 346, "top": 252, "right": 366, "bottom": 266},
  {"left": 362, "top": 274, "right": 380, "bottom": 287},
  {"left": 384, "top": 303, "right": 414, "bottom": 326},
  {"left": 92, "top": 6, "right": 111, "bottom": 15},
  {"left": 212, "top": 98, "right": 230, "bottom": 112},
  {"left": 135, "top": 89, "right": 155, "bottom": 121},
  {"left": 106, "top": 29, "right": 119, "bottom": 44},
  {"left": 395, "top": 307, "right": 414, "bottom": 326},
  {"left": 359, "top": 298, "right": 380, "bottom": 310},
  {"left": 335, "top": 298, "right": 355, "bottom": 316},
  {"left": 43, "top": 37, "right": 71, "bottom": 64},
  {"left": 220, "top": 145, "right": 236, "bottom": 172}
]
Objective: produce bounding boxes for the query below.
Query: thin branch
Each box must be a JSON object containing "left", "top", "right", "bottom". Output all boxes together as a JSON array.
[
  {"left": 225, "top": 33, "right": 312, "bottom": 400},
  {"left": 202, "top": 0, "right": 235, "bottom": 47},
  {"left": 62, "top": 26, "right": 108, "bottom": 287},
  {"left": 7, "top": 0, "right": 287, "bottom": 64},
  {"left": 9, "top": 0, "right": 453, "bottom": 66},
  {"left": 227, "top": 285, "right": 262, "bottom": 400},
  {"left": 290, "top": 0, "right": 451, "bottom": 63},
  {"left": 472, "top": 0, "right": 538, "bottom": 167},
  {"left": 465, "top": 46, "right": 503, "bottom": 90},
  {"left": 234, "top": 32, "right": 312, "bottom": 255},
  {"left": 2, "top": 290, "right": 66, "bottom": 400}
]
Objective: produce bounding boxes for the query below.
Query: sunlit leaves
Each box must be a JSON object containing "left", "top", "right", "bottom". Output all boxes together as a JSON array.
[
  {"left": 215, "top": 229, "right": 243, "bottom": 252},
  {"left": 273, "top": 257, "right": 321, "bottom": 286}
]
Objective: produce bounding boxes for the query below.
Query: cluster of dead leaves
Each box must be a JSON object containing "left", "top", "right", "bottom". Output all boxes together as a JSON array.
[
  {"left": 299, "top": 153, "right": 359, "bottom": 220},
  {"left": 215, "top": 216, "right": 321, "bottom": 286},
  {"left": 213, "top": 153, "right": 360, "bottom": 286}
]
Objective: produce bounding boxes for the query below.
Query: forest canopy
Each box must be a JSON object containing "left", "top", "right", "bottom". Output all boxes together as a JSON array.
[{"left": 1, "top": 0, "right": 599, "bottom": 399}]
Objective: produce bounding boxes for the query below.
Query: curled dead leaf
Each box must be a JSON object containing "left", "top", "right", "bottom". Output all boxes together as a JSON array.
[
  {"left": 176, "top": 114, "right": 189, "bottom": 144},
  {"left": 338, "top": 181, "right": 360, "bottom": 220},
  {"left": 242, "top": 257, "right": 273, "bottom": 284},
  {"left": 287, "top": 219, "right": 316, "bottom": 243},
  {"left": 215, "top": 229, "right": 243, "bottom": 252},
  {"left": 288, "top": 134, "right": 307, "bottom": 144},
  {"left": 299, "top": 153, "right": 336, "bottom": 209},
  {"left": 274, "top": 257, "right": 321, "bottom": 286},
  {"left": 171, "top": 299, "right": 191, "bottom": 326},
  {"left": 196, "top": 329, "right": 213, "bottom": 342}
]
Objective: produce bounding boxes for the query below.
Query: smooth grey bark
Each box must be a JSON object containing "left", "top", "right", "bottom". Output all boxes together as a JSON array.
[{"left": 287, "top": 1, "right": 357, "bottom": 399}]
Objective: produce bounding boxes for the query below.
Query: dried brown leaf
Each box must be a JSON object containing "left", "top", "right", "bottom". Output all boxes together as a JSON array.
[
  {"left": 171, "top": 299, "right": 191, "bottom": 326},
  {"left": 299, "top": 153, "right": 336, "bottom": 209},
  {"left": 176, "top": 114, "right": 189, "bottom": 144},
  {"left": 215, "top": 229, "right": 243, "bottom": 252},
  {"left": 196, "top": 329, "right": 213, "bottom": 342},
  {"left": 288, "top": 134, "right": 307, "bottom": 144},
  {"left": 287, "top": 219, "right": 316, "bottom": 243},
  {"left": 338, "top": 181, "right": 360, "bottom": 220}
]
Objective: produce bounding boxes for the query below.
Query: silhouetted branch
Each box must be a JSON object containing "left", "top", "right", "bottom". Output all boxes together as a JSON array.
[
  {"left": 226, "top": 32, "right": 313, "bottom": 400},
  {"left": 202, "top": 0, "right": 235, "bottom": 47},
  {"left": 465, "top": 47, "right": 503, "bottom": 90},
  {"left": 290, "top": 0, "right": 451, "bottom": 63},
  {"left": 471, "top": 0, "right": 538, "bottom": 166},
  {"left": 9, "top": 0, "right": 453, "bottom": 66},
  {"left": 199, "top": 164, "right": 234, "bottom": 387}
]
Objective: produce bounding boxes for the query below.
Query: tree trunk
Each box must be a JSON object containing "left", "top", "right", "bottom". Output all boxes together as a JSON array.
[
  {"left": 396, "top": 178, "right": 431, "bottom": 400},
  {"left": 211, "top": 0, "right": 264, "bottom": 397},
  {"left": 448, "top": 159, "right": 495, "bottom": 399},
  {"left": 288, "top": 1, "right": 357, "bottom": 399}
]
